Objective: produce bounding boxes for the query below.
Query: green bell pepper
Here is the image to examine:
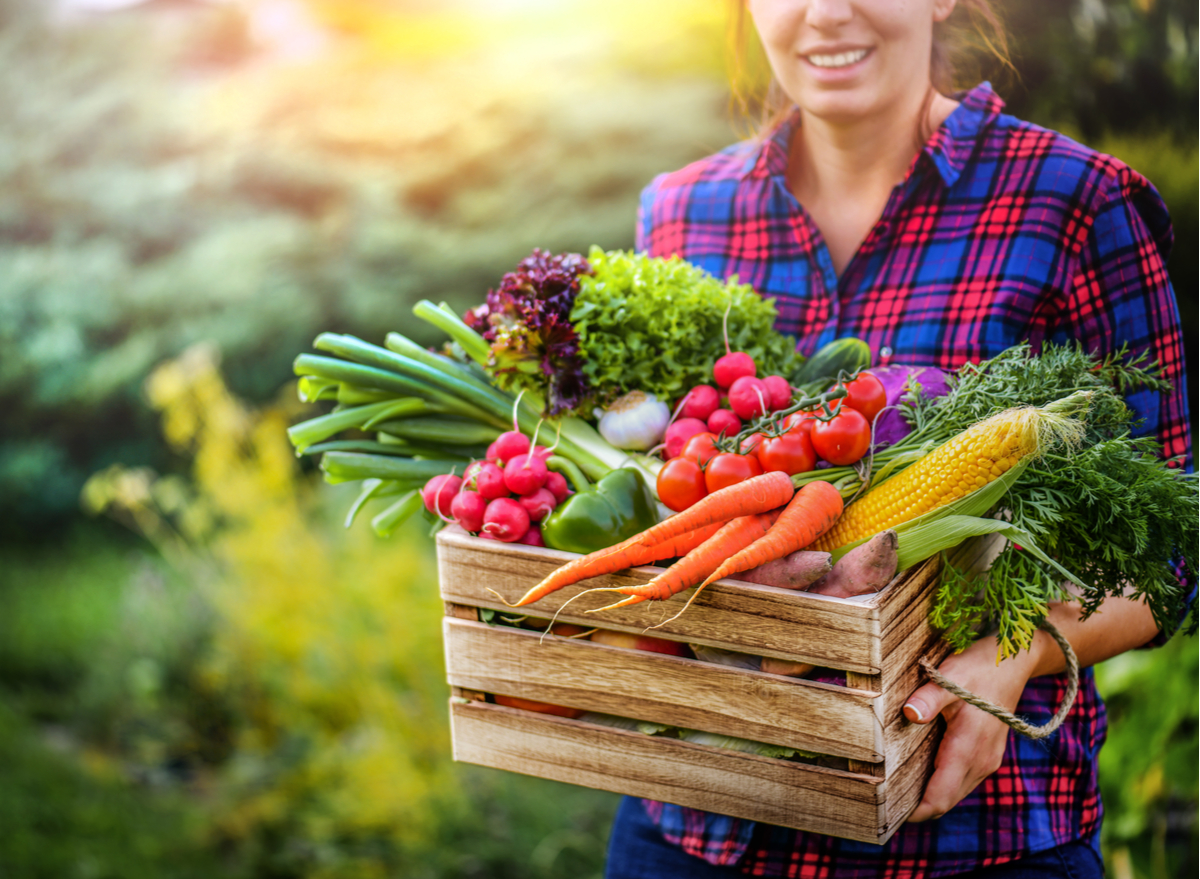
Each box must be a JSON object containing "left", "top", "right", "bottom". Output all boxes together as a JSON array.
[{"left": 541, "top": 465, "right": 658, "bottom": 555}]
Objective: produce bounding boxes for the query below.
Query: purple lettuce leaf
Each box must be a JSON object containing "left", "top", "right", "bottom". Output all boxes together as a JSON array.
[{"left": 464, "top": 249, "right": 593, "bottom": 415}]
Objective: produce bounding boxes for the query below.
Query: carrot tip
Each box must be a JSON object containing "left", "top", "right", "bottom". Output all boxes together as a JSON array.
[
  {"left": 485, "top": 587, "right": 522, "bottom": 608},
  {"left": 589, "top": 594, "right": 647, "bottom": 612}
]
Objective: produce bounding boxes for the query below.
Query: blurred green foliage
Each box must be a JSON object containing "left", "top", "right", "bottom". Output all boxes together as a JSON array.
[
  {"left": 1096, "top": 636, "right": 1199, "bottom": 878},
  {"left": 2, "top": 350, "right": 621, "bottom": 878}
]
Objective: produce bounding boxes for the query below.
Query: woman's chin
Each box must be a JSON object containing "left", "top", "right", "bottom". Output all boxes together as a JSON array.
[{"left": 796, "top": 89, "right": 884, "bottom": 127}]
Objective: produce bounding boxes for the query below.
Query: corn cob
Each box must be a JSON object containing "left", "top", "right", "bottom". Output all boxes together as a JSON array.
[{"left": 812, "top": 398, "right": 1087, "bottom": 551}]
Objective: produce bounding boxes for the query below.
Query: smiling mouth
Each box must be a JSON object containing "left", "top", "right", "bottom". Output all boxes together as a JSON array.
[{"left": 804, "top": 48, "right": 870, "bottom": 69}]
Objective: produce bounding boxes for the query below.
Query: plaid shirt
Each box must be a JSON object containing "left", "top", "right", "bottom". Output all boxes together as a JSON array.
[{"left": 634, "top": 83, "right": 1191, "bottom": 876}]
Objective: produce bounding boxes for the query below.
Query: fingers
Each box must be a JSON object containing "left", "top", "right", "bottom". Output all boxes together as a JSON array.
[
  {"left": 907, "top": 706, "right": 1010, "bottom": 823},
  {"left": 903, "top": 679, "right": 957, "bottom": 724}
]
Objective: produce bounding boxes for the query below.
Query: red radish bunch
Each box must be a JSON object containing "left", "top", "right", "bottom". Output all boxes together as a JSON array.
[{"left": 422, "top": 426, "right": 574, "bottom": 544}]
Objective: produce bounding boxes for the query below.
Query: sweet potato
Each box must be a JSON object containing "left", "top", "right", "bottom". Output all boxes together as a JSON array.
[
  {"left": 760, "top": 657, "right": 815, "bottom": 677},
  {"left": 735, "top": 550, "right": 832, "bottom": 590},
  {"left": 807, "top": 530, "right": 898, "bottom": 598}
]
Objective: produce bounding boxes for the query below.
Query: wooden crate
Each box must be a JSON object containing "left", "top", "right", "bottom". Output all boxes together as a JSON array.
[{"left": 437, "top": 526, "right": 969, "bottom": 845}]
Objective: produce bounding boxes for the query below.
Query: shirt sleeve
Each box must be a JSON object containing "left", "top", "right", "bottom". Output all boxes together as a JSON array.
[
  {"left": 1054, "top": 166, "right": 1195, "bottom": 640},
  {"left": 1054, "top": 166, "right": 1192, "bottom": 468},
  {"left": 635, "top": 173, "right": 667, "bottom": 255}
]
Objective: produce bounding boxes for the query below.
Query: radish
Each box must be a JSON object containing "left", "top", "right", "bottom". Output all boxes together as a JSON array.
[
  {"left": 421, "top": 474, "right": 461, "bottom": 518},
  {"left": 664, "top": 417, "right": 708, "bottom": 459},
  {"left": 490, "top": 430, "right": 530, "bottom": 463},
  {"left": 706, "top": 408, "right": 742, "bottom": 437},
  {"left": 517, "top": 526, "right": 546, "bottom": 547},
  {"left": 679, "top": 385, "right": 720, "bottom": 421},
  {"left": 450, "top": 489, "right": 487, "bottom": 532},
  {"left": 728, "top": 375, "right": 770, "bottom": 420},
  {"left": 482, "top": 497, "right": 531, "bottom": 542},
  {"left": 504, "top": 453, "right": 548, "bottom": 495},
  {"left": 713, "top": 351, "right": 756, "bottom": 388},
  {"left": 518, "top": 487, "right": 557, "bottom": 522},
  {"left": 544, "top": 470, "right": 570, "bottom": 504},
  {"left": 712, "top": 299, "right": 757, "bottom": 388},
  {"left": 763, "top": 375, "right": 793, "bottom": 411},
  {"left": 464, "top": 460, "right": 507, "bottom": 500}
]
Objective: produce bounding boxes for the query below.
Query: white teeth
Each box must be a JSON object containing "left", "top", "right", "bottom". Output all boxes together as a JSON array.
[{"left": 806, "top": 49, "right": 868, "bottom": 68}]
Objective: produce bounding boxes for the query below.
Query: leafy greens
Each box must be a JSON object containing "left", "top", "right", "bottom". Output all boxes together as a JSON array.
[
  {"left": 571, "top": 248, "right": 803, "bottom": 405},
  {"left": 907, "top": 344, "right": 1197, "bottom": 658}
]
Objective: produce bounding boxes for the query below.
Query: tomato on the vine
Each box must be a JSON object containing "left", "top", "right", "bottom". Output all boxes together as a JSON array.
[
  {"left": 757, "top": 432, "right": 817, "bottom": 475},
  {"left": 704, "top": 453, "right": 763, "bottom": 494},
  {"left": 656, "top": 457, "right": 708, "bottom": 512},
  {"left": 739, "top": 432, "right": 766, "bottom": 457},
  {"left": 810, "top": 406, "right": 871, "bottom": 465},
  {"left": 681, "top": 432, "right": 721, "bottom": 467},
  {"left": 783, "top": 408, "right": 819, "bottom": 437},
  {"left": 841, "top": 372, "right": 887, "bottom": 423}
]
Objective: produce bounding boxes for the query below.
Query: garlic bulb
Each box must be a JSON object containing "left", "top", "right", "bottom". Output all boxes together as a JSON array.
[{"left": 595, "top": 390, "right": 671, "bottom": 451}]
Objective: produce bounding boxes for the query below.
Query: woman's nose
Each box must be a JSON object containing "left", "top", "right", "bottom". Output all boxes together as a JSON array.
[{"left": 804, "top": 0, "right": 855, "bottom": 29}]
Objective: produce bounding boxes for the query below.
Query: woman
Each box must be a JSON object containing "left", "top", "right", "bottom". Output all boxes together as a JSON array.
[{"left": 605, "top": 2, "right": 1191, "bottom": 877}]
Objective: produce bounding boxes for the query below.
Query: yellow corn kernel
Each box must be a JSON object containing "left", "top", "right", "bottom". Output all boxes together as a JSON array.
[{"left": 811, "top": 406, "right": 1051, "bottom": 552}]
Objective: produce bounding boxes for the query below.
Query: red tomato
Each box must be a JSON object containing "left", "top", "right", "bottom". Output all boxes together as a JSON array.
[
  {"left": 842, "top": 373, "right": 887, "bottom": 423},
  {"left": 757, "top": 432, "right": 817, "bottom": 475},
  {"left": 811, "top": 406, "right": 871, "bottom": 465},
  {"left": 656, "top": 457, "right": 708, "bottom": 512},
  {"left": 784, "top": 408, "right": 819, "bottom": 437},
  {"left": 739, "top": 432, "right": 766, "bottom": 457},
  {"left": 704, "top": 453, "right": 763, "bottom": 494},
  {"left": 681, "top": 432, "right": 721, "bottom": 467}
]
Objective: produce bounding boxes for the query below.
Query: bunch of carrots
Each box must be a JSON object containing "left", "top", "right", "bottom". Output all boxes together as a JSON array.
[{"left": 498, "top": 471, "right": 844, "bottom": 622}]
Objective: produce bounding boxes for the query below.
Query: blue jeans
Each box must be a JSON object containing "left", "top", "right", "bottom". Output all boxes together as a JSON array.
[{"left": 603, "top": 797, "right": 1105, "bottom": 879}]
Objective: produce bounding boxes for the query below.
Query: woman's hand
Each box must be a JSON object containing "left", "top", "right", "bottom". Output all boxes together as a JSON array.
[
  {"left": 903, "top": 636, "right": 1041, "bottom": 822},
  {"left": 903, "top": 595, "right": 1160, "bottom": 823}
]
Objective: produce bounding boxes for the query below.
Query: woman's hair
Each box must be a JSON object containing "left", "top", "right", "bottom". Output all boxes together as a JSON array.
[{"left": 729, "top": 0, "right": 1014, "bottom": 140}]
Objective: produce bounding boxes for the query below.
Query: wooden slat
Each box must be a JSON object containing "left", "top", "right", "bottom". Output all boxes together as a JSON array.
[
  {"left": 877, "top": 721, "right": 942, "bottom": 843},
  {"left": 880, "top": 710, "right": 941, "bottom": 772},
  {"left": 877, "top": 556, "right": 942, "bottom": 643},
  {"left": 845, "top": 669, "right": 886, "bottom": 776},
  {"left": 444, "top": 618, "right": 885, "bottom": 762},
  {"left": 437, "top": 527, "right": 882, "bottom": 674},
  {"left": 450, "top": 699, "right": 889, "bottom": 843}
]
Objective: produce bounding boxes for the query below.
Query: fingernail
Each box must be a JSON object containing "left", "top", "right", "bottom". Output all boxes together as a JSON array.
[{"left": 903, "top": 701, "right": 925, "bottom": 723}]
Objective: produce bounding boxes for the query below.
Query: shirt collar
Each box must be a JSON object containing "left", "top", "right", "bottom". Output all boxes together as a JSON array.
[{"left": 742, "top": 82, "right": 1005, "bottom": 189}]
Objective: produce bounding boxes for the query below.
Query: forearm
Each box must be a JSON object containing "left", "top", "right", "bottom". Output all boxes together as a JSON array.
[{"left": 1026, "top": 594, "right": 1161, "bottom": 679}]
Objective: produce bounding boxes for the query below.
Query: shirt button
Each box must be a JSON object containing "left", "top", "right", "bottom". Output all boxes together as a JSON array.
[{"left": 879, "top": 346, "right": 894, "bottom": 365}]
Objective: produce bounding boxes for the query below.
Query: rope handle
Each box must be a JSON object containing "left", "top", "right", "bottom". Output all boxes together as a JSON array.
[{"left": 917, "top": 620, "right": 1079, "bottom": 740}]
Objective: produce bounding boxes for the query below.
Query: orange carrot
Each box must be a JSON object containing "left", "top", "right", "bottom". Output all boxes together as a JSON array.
[
  {"left": 504, "top": 471, "right": 793, "bottom": 608},
  {"left": 697, "top": 480, "right": 844, "bottom": 590},
  {"left": 593, "top": 511, "right": 781, "bottom": 611},
  {"left": 500, "top": 520, "right": 726, "bottom": 607},
  {"left": 628, "top": 471, "right": 794, "bottom": 549}
]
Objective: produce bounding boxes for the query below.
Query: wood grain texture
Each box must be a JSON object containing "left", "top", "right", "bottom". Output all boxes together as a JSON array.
[
  {"left": 877, "top": 719, "right": 943, "bottom": 843},
  {"left": 450, "top": 699, "right": 890, "bottom": 843},
  {"left": 437, "top": 526, "right": 883, "bottom": 673},
  {"left": 444, "top": 618, "right": 885, "bottom": 761}
]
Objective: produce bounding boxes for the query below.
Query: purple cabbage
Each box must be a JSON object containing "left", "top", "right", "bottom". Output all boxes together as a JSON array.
[
  {"left": 465, "top": 249, "right": 593, "bottom": 415},
  {"left": 870, "top": 365, "right": 950, "bottom": 447}
]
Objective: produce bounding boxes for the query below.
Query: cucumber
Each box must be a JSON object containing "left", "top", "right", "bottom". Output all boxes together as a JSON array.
[{"left": 795, "top": 337, "right": 871, "bottom": 386}]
